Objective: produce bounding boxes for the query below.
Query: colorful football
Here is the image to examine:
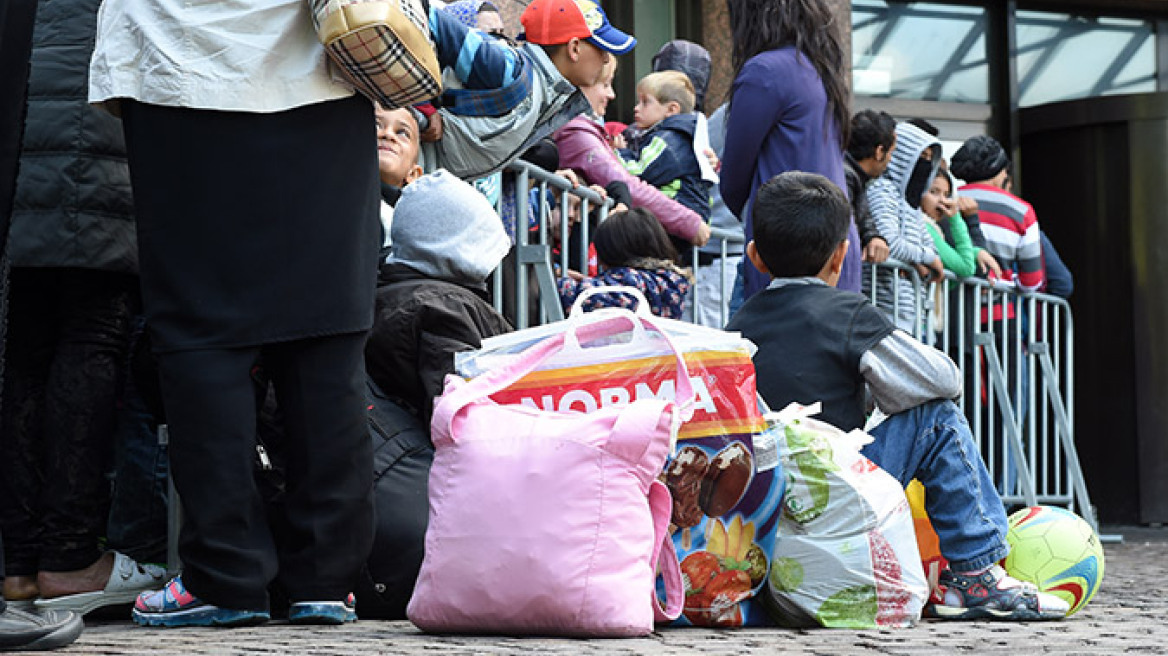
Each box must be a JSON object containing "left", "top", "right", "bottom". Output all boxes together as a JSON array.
[{"left": 1003, "top": 506, "right": 1105, "bottom": 616}]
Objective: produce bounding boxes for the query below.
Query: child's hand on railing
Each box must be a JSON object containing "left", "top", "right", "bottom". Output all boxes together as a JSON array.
[
  {"left": 692, "top": 223, "right": 711, "bottom": 247},
  {"left": 862, "top": 237, "right": 890, "bottom": 264},
  {"left": 555, "top": 169, "right": 581, "bottom": 189},
  {"left": 915, "top": 257, "right": 945, "bottom": 283}
]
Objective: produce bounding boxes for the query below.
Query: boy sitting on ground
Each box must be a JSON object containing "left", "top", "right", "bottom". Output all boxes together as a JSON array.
[{"left": 725, "top": 171, "right": 1069, "bottom": 621}]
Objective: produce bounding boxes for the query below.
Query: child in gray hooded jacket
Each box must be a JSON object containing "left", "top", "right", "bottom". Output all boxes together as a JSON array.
[{"left": 863, "top": 122, "right": 945, "bottom": 337}]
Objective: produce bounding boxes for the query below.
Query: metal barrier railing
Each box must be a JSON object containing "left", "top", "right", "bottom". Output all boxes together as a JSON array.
[
  {"left": 495, "top": 163, "right": 1096, "bottom": 533},
  {"left": 864, "top": 260, "right": 1096, "bottom": 532},
  {"left": 496, "top": 160, "right": 743, "bottom": 329}
]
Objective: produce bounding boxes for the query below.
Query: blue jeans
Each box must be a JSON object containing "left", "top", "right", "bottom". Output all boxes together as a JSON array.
[
  {"left": 866, "top": 399, "right": 1010, "bottom": 572},
  {"left": 106, "top": 370, "right": 169, "bottom": 565}
]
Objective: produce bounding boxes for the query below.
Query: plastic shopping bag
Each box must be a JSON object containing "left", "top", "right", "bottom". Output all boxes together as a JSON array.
[
  {"left": 455, "top": 288, "right": 784, "bottom": 627},
  {"left": 762, "top": 403, "right": 928, "bottom": 628}
]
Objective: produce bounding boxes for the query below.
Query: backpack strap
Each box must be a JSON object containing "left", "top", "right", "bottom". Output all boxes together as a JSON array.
[{"left": 649, "top": 479, "right": 683, "bottom": 622}]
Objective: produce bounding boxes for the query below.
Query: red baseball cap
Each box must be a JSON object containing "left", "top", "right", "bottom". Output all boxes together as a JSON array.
[{"left": 520, "top": 0, "right": 636, "bottom": 55}]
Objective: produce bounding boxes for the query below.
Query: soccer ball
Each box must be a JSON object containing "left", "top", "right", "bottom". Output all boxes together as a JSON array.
[{"left": 1003, "top": 506, "right": 1105, "bottom": 616}]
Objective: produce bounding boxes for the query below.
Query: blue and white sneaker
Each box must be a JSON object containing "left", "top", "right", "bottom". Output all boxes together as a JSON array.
[
  {"left": 924, "top": 565, "right": 1070, "bottom": 621},
  {"left": 132, "top": 576, "right": 269, "bottom": 628},
  {"left": 288, "top": 593, "right": 357, "bottom": 625}
]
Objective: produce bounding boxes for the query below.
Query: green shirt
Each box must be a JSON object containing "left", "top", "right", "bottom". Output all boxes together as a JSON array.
[{"left": 924, "top": 212, "right": 978, "bottom": 279}]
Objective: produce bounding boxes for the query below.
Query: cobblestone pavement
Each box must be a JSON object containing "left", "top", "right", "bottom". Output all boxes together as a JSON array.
[{"left": 46, "top": 526, "right": 1168, "bottom": 655}]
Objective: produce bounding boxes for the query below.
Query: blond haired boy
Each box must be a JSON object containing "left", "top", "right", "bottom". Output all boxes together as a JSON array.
[{"left": 618, "top": 70, "right": 712, "bottom": 221}]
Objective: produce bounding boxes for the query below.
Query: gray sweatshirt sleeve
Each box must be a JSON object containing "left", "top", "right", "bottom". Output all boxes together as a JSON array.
[
  {"left": 866, "top": 179, "right": 937, "bottom": 265},
  {"left": 859, "top": 330, "right": 962, "bottom": 415}
]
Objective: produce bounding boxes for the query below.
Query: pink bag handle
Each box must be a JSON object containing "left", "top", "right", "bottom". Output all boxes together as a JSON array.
[
  {"left": 434, "top": 311, "right": 696, "bottom": 440},
  {"left": 649, "top": 479, "right": 684, "bottom": 622}
]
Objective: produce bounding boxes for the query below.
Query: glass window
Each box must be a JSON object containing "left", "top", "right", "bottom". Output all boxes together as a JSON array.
[
  {"left": 852, "top": 1, "right": 989, "bottom": 103},
  {"left": 1016, "top": 12, "right": 1156, "bottom": 108}
]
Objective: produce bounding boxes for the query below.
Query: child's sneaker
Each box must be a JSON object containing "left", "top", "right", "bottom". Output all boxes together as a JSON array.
[
  {"left": 287, "top": 593, "right": 357, "bottom": 625},
  {"left": 132, "top": 576, "right": 269, "bottom": 628},
  {"left": 924, "top": 565, "right": 1070, "bottom": 621}
]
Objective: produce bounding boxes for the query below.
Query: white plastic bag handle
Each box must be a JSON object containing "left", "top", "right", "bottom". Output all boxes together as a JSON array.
[{"left": 569, "top": 285, "right": 653, "bottom": 319}]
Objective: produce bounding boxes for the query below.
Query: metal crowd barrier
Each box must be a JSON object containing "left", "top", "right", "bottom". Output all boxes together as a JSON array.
[
  {"left": 495, "top": 160, "right": 744, "bottom": 329},
  {"left": 864, "top": 260, "right": 1098, "bottom": 535},
  {"left": 489, "top": 163, "right": 1097, "bottom": 534}
]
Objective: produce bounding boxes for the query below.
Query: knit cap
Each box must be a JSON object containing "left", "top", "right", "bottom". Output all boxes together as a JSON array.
[
  {"left": 950, "top": 135, "right": 1010, "bottom": 183},
  {"left": 387, "top": 170, "right": 511, "bottom": 284}
]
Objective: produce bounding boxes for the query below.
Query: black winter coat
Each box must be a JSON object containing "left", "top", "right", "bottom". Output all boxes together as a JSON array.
[
  {"left": 366, "top": 264, "right": 513, "bottom": 424},
  {"left": 843, "top": 152, "right": 884, "bottom": 249},
  {"left": 10, "top": 0, "right": 136, "bottom": 272}
]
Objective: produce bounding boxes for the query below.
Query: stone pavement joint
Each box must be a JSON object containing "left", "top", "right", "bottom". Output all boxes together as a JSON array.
[{"left": 61, "top": 526, "right": 1168, "bottom": 655}]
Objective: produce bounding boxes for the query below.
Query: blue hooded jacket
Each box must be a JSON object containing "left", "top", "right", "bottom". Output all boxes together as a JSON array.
[{"left": 618, "top": 113, "right": 711, "bottom": 221}]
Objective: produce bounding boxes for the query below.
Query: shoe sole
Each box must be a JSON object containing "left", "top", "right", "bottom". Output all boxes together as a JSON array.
[
  {"left": 287, "top": 602, "right": 357, "bottom": 625},
  {"left": 0, "top": 613, "right": 84, "bottom": 651},
  {"left": 132, "top": 606, "right": 270, "bottom": 628},
  {"left": 924, "top": 603, "right": 1065, "bottom": 621},
  {"left": 4, "top": 599, "right": 35, "bottom": 612},
  {"left": 36, "top": 588, "right": 146, "bottom": 616}
]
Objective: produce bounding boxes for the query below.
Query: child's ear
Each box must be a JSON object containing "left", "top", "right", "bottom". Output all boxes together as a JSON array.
[
  {"left": 746, "top": 241, "right": 770, "bottom": 275},
  {"left": 403, "top": 164, "right": 424, "bottom": 186},
  {"left": 829, "top": 239, "right": 849, "bottom": 274},
  {"left": 665, "top": 101, "right": 682, "bottom": 116}
]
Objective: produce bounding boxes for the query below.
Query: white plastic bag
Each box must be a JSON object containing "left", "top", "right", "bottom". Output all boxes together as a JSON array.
[{"left": 763, "top": 403, "right": 927, "bottom": 628}]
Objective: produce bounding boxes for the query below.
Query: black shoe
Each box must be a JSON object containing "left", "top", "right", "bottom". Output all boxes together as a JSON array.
[{"left": 0, "top": 605, "right": 84, "bottom": 651}]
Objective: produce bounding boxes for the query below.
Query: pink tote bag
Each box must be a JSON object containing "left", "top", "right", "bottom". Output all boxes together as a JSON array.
[{"left": 407, "top": 312, "right": 692, "bottom": 636}]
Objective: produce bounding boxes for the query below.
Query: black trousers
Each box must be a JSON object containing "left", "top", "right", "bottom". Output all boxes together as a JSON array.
[
  {"left": 0, "top": 268, "right": 137, "bottom": 574},
  {"left": 0, "top": 0, "right": 42, "bottom": 609},
  {"left": 156, "top": 333, "right": 373, "bottom": 611}
]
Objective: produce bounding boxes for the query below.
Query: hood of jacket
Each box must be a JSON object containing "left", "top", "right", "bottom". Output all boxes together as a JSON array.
[
  {"left": 385, "top": 170, "right": 510, "bottom": 285},
  {"left": 651, "top": 40, "right": 711, "bottom": 111},
  {"left": 883, "top": 122, "right": 942, "bottom": 207},
  {"left": 655, "top": 112, "right": 698, "bottom": 139}
]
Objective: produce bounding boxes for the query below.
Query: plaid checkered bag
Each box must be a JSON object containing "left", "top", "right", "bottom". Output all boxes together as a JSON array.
[{"left": 310, "top": 0, "right": 443, "bottom": 108}]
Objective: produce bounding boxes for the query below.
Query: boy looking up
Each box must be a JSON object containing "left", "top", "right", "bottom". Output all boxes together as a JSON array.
[{"left": 725, "top": 171, "right": 1069, "bottom": 622}]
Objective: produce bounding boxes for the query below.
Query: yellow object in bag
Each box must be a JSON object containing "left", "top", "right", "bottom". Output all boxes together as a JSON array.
[{"left": 906, "top": 480, "right": 948, "bottom": 590}]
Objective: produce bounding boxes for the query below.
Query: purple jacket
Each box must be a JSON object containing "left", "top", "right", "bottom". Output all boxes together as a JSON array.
[
  {"left": 554, "top": 115, "right": 703, "bottom": 242},
  {"left": 720, "top": 46, "right": 861, "bottom": 299}
]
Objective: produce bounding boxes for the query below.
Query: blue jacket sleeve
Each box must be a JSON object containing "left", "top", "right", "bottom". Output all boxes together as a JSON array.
[
  {"left": 429, "top": 6, "right": 521, "bottom": 91},
  {"left": 719, "top": 62, "right": 782, "bottom": 218},
  {"left": 621, "top": 134, "right": 687, "bottom": 188},
  {"left": 1041, "top": 231, "right": 1073, "bottom": 298}
]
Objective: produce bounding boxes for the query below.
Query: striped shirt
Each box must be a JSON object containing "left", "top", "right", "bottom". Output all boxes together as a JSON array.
[{"left": 957, "top": 183, "right": 1045, "bottom": 292}]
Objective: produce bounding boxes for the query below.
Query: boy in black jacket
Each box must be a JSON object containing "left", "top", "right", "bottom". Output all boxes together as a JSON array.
[{"left": 726, "top": 171, "right": 1069, "bottom": 622}]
